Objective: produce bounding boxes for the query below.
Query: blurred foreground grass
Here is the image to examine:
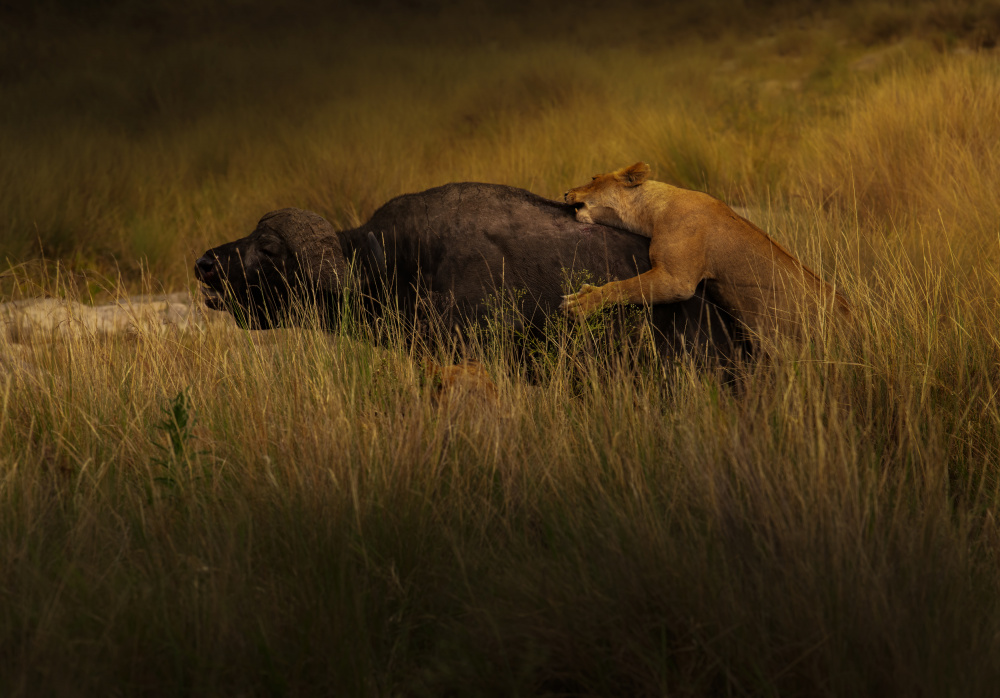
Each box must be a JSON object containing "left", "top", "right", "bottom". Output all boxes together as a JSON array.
[{"left": 3, "top": 1, "right": 1000, "bottom": 695}]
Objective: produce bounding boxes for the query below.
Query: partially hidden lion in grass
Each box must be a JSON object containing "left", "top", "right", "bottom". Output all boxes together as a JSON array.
[{"left": 561, "top": 162, "right": 851, "bottom": 343}]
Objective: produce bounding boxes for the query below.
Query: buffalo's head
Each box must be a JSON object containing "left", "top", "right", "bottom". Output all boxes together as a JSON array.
[{"left": 195, "top": 208, "right": 349, "bottom": 329}]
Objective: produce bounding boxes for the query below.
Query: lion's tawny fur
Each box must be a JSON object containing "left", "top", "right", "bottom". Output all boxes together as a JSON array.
[
  {"left": 562, "top": 162, "right": 851, "bottom": 341},
  {"left": 426, "top": 359, "right": 498, "bottom": 410}
]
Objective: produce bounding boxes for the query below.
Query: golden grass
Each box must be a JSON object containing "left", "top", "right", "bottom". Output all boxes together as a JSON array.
[
  {"left": 799, "top": 57, "right": 1000, "bottom": 267},
  {"left": 3, "top": 1, "right": 1000, "bottom": 694},
  {"left": 1, "top": 2, "right": 961, "bottom": 286}
]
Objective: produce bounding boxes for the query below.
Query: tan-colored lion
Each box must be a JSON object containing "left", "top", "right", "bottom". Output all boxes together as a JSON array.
[
  {"left": 426, "top": 359, "right": 498, "bottom": 410},
  {"left": 561, "top": 162, "right": 851, "bottom": 342}
]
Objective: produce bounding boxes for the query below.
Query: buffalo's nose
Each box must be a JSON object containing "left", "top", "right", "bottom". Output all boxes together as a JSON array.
[{"left": 195, "top": 256, "right": 217, "bottom": 280}]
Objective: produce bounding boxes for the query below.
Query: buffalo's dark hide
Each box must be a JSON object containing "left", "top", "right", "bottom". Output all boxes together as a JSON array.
[{"left": 196, "top": 182, "right": 747, "bottom": 362}]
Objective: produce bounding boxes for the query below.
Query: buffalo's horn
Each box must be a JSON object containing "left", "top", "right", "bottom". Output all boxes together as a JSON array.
[{"left": 367, "top": 231, "right": 388, "bottom": 279}]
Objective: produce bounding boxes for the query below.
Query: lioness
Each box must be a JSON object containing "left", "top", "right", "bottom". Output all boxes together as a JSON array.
[{"left": 562, "top": 163, "right": 851, "bottom": 342}]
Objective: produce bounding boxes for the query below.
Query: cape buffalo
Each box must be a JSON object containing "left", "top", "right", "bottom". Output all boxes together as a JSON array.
[{"left": 194, "top": 182, "right": 747, "bottom": 362}]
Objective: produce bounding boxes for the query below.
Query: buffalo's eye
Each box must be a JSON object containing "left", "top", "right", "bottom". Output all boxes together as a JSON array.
[{"left": 260, "top": 243, "right": 283, "bottom": 259}]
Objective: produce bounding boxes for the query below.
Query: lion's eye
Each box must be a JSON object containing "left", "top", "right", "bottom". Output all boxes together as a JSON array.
[{"left": 591, "top": 176, "right": 598, "bottom": 181}]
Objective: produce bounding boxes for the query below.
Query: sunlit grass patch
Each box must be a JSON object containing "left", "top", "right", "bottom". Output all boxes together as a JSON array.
[{"left": 799, "top": 54, "right": 1000, "bottom": 266}]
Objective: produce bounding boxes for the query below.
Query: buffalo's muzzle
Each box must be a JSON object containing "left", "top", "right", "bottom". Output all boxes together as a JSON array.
[
  {"left": 195, "top": 255, "right": 227, "bottom": 310},
  {"left": 195, "top": 255, "right": 217, "bottom": 282}
]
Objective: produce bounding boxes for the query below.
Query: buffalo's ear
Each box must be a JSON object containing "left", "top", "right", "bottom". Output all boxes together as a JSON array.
[{"left": 617, "top": 162, "right": 651, "bottom": 187}]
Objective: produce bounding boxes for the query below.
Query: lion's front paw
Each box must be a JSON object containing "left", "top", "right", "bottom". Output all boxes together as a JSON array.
[{"left": 560, "top": 283, "right": 603, "bottom": 318}]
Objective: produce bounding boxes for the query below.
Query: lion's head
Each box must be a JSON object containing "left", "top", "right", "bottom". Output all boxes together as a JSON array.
[
  {"left": 563, "top": 161, "right": 652, "bottom": 228},
  {"left": 195, "top": 208, "right": 350, "bottom": 329}
]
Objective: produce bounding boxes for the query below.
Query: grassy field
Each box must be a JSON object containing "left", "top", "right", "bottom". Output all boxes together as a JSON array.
[{"left": 3, "top": 1, "right": 1000, "bottom": 695}]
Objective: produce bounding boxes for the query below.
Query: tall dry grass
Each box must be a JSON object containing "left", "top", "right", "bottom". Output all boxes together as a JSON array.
[
  {"left": 9, "top": 1, "right": 997, "bottom": 288},
  {"left": 799, "top": 57, "right": 1000, "bottom": 267},
  {"left": 3, "top": 234, "right": 999, "bottom": 694},
  {"left": 3, "top": 1, "right": 1000, "bottom": 695}
]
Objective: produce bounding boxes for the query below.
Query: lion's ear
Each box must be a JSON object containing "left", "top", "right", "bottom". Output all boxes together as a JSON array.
[{"left": 618, "top": 162, "right": 651, "bottom": 187}]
